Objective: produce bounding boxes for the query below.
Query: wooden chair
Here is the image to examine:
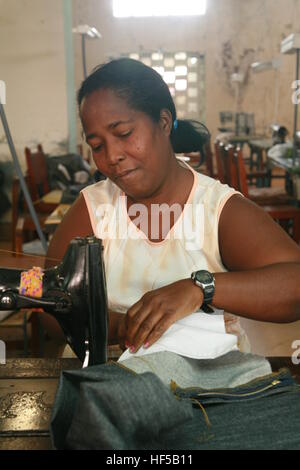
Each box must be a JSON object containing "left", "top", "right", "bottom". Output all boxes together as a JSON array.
[
  {"left": 214, "top": 141, "right": 226, "bottom": 184},
  {"left": 185, "top": 140, "right": 216, "bottom": 178},
  {"left": 25, "top": 145, "right": 60, "bottom": 213},
  {"left": 227, "top": 145, "right": 300, "bottom": 243},
  {"left": 219, "top": 143, "right": 292, "bottom": 206},
  {"left": 11, "top": 145, "right": 60, "bottom": 253}
]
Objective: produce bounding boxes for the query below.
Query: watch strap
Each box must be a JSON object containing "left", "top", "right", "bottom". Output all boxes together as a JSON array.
[{"left": 191, "top": 270, "right": 215, "bottom": 306}]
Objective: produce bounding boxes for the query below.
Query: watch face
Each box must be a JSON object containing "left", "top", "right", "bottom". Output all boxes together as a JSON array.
[{"left": 195, "top": 270, "right": 214, "bottom": 284}]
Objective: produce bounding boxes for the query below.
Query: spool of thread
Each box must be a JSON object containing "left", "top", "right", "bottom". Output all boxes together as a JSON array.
[{"left": 19, "top": 266, "right": 44, "bottom": 298}]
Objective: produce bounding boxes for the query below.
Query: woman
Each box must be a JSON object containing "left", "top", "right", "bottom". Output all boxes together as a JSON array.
[
  {"left": 48, "top": 58, "right": 300, "bottom": 450},
  {"left": 46, "top": 58, "right": 300, "bottom": 354}
]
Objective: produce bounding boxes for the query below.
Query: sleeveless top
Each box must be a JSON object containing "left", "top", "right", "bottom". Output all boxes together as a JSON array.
[{"left": 81, "top": 161, "right": 250, "bottom": 360}]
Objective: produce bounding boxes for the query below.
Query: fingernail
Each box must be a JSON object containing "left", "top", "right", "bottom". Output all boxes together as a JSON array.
[
  {"left": 129, "top": 346, "right": 135, "bottom": 353},
  {"left": 143, "top": 342, "right": 150, "bottom": 349}
]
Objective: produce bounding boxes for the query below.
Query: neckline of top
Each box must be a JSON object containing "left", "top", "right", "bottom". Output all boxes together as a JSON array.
[{"left": 121, "top": 160, "right": 197, "bottom": 246}]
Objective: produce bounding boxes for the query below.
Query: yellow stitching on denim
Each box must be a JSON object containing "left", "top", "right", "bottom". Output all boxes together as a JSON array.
[
  {"left": 193, "top": 379, "right": 281, "bottom": 399},
  {"left": 170, "top": 380, "right": 178, "bottom": 393},
  {"left": 191, "top": 398, "right": 211, "bottom": 427},
  {"left": 168, "top": 368, "right": 291, "bottom": 394}
]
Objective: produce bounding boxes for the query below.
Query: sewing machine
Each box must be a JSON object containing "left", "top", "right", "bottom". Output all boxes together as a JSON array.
[{"left": 0, "top": 237, "right": 108, "bottom": 366}]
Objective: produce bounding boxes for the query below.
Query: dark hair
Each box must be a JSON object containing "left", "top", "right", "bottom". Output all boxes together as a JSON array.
[{"left": 77, "top": 58, "right": 210, "bottom": 157}]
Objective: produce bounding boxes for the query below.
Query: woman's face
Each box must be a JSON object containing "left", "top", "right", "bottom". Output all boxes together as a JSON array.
[{"left": 80, "top": 88, "right": 173, "bottom": 199}]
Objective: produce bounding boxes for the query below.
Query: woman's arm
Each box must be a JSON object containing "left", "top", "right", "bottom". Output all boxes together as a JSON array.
[
  {"left": 124, "top": 194, "right": 300, "bottom": 351},
  {"left": 214, "top": 194, "right": 300, "bottom": 322},
  {"left": 45, "top": 194, "right": 93, "bottom": 268}
]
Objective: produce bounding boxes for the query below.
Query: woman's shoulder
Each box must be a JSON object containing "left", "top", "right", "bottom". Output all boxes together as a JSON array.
[
  {"left": 81, "top": 177, "right": 121, "bottom": 204},
  {"left": 194, "top": 170, "right": 237, "bottom": 201}
]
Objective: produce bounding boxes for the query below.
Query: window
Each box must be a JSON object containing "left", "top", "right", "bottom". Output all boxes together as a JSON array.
[
  {"left": 114, "top": 51, "right": 206, "bottom": 122},
  {"left": 112, "top": 0, "right": 207, "bottom": 17}
]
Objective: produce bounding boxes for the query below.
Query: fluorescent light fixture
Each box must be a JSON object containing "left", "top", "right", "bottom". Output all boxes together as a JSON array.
[
  {"left": 113, "top": 0, "right": 207, "bottom": 17},
  {"left": 281, "top": 33, "right": 300, "bottom": 54},
  {"left": 251, "top": 58, "right": 281, "bottom": 72},
  {"left": 72, "top": 24, "right": 101, "bottom": 38}
]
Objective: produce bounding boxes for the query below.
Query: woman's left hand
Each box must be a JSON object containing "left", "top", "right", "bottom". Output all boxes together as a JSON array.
[{"left": 125, "top": 279, "right": 203, "bottom": 353}]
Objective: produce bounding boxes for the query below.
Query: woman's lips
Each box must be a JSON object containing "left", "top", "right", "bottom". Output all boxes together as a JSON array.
[{"left": 115, "top": 168, "right": 138, "bottom": 180}]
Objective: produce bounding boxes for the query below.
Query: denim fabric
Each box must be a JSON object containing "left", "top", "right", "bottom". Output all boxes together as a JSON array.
[
  {"left": 50, "top": 362, "right": 193, "bottom": 450},
  {"left": 50, "top": 359, "right": 300, "bottom": 450},
  {"left": 169, "top": 368, "right": 300, "bottom": 450},
  {"left": 119, "top": 350, "right": 272, "bottom": 388},
  {"left": 171, "top": 367, "right": 295, "bottom": 404}
]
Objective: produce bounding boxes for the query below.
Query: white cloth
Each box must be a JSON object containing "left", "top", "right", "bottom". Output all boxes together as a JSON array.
[
  {"left": 82, "top": 161, "right": 246, "bottom": 361},
  {"left": 119, "top": 309, "right": 238, "bottom": 362}
]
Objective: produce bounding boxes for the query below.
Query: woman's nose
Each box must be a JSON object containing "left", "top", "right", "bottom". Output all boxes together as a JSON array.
[{"left": 106, "top": 141, "right": 125, "bottom": 165}]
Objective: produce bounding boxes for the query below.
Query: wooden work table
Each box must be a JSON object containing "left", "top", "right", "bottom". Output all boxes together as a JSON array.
[{"left": 0, "top": 356, "right": 299, "bottom": 450}]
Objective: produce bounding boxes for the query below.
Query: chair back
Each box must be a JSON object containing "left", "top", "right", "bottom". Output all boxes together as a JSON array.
[
  {"left": 214, "top": 141, "right": 226, "bottom": 183},
  {"left": 25, "top": 144, "right": 50, "bottom": 201},
  {"left": 215, "top": 141, "right": 239, "bottom": 189},
  {"left": 221, "top": 145, "right": 240, "bottom": 190},
  {"left": 231, "top": 146, "right": 249, "bottom": 197},
  {"left": 216, "top": 143, "right": 247, "bottom": 193}
]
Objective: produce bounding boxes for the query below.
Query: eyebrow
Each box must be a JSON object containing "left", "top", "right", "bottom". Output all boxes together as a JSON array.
[{"left": 86, "top": 119, "right": 134, "bottom": 141}]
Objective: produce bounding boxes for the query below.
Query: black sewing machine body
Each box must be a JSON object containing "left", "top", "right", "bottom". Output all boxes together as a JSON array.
[{"left": 0, "top": 237, "right": 108, "bottom": 366}]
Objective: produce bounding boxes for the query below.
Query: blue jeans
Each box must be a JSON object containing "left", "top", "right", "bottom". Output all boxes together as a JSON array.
[{"left": 50, "top": 358, "right": 300, "bottom": 450}]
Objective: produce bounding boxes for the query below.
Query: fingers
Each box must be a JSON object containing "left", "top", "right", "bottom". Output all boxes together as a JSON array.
[
  {"left": 126, "top": 300, "right": 175, "bottom": 352},
  {"left": 125, "top": 299, "right": 154, "bottom": 351},
  {"left": 127, "top": 310, "right": 160, "bottom": 352},
  {"left": 124, "top": 280, "right": 197, "bottom": 353},
  {"left": 141, "top": 313, "right": 174, "bottom": 349}
]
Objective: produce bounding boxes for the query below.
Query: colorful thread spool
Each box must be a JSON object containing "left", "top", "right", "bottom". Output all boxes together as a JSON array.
[{"left": 19, "top": 266, "right": 44, "bottom": 298}]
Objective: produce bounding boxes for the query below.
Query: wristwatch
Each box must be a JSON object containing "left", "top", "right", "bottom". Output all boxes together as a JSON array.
[{"left": 191, "top": 270, "right": 215, "bottom": 306}]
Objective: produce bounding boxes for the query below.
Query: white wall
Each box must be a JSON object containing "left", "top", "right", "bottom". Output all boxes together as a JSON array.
[{"left": 0, "top": 0, "right": 68, "bottom": 168}]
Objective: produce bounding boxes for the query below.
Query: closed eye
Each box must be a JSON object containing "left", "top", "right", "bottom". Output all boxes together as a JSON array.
[
  {"left": 119, "top": 130, "right": 132, "bottom": 138},
  {"left": 91, "top": 143, "right": 103, "bottom": 153}
]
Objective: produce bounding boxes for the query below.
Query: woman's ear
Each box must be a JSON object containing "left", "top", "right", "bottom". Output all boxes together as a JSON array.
[{"left": 159, "top": 109, "right": 173, "bottom": 137}]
